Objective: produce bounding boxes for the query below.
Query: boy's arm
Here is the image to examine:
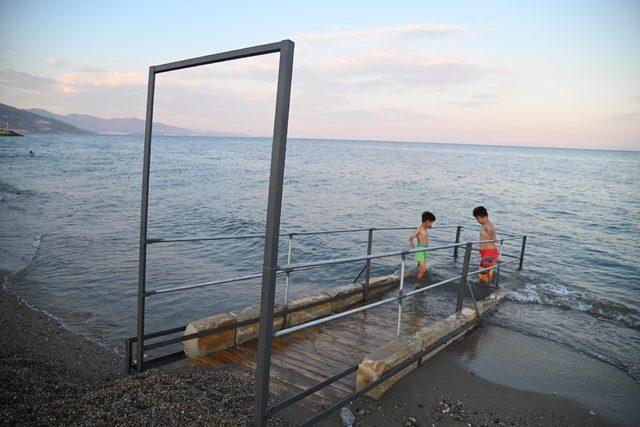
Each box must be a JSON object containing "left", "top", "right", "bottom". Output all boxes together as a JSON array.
[{"left": 408, "top": 228, "right": 419, "bottom": 248}]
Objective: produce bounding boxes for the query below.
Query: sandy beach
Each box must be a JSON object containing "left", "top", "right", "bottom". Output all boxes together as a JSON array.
[
  {"left": 0, "top": 271, "right": 283, "bottom": 426},
  {"left": 4, "top": 268, "right": 634, "bottom": 426}
]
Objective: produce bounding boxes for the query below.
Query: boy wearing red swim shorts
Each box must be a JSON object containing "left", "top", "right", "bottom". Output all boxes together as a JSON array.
[{"left": 473, "top": 206, "right": 499, "bottom": 285}]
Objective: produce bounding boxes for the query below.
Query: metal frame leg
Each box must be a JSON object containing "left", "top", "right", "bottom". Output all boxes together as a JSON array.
[
  {"left": 136, "top": 66, "right": 156, "bottom": 373},
  {"left": 254, "top": 40, "right": 295, "bottom": 427}
]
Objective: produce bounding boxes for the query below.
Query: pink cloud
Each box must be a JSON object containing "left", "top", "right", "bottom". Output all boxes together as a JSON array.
[
  {"left": 312, "top": 51, "right": 513, "bottom": 87},
  {"left": 57, "top": 71, "right": 147, "bottom": 88}
]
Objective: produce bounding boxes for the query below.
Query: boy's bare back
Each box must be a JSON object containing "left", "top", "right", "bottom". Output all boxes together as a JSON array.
[
  {"left": 409, "top": 225, "right": 429, "bottom": 247},
  {"left": 479, "top": 221, "right": 497, "bottom": 249}
]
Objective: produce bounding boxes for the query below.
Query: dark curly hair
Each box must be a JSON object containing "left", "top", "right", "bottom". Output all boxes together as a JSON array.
[
  {"left": 473, "top": 206, "right": 488, "bottom": 218},
  {"left": 421, "top": 211, "right": 436, "bottom": 223}
]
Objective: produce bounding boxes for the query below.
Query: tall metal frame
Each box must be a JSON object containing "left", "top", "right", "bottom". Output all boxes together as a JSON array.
[
  {"left": 135, "top": 40, "right": 529, "bottom": 426},
  {"left": 135, "top": 40, "right": 294, "bottom": 425}
]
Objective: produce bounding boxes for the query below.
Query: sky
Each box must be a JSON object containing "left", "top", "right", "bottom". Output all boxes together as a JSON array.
[{"left": 0, "top": 0, "right": 639, "bottom": 150}]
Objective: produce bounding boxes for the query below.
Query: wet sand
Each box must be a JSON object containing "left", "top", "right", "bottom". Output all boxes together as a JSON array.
[
  {"left": 315, "top": 324, "right": 640, "bottom": 427},
  {"left": 451, "top": 325, "right": 640, "bottom": 425}
]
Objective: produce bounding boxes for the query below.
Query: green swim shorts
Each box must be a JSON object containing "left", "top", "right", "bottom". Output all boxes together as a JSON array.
[{"left": 414, "top": 244, "right": 429, "bottom": 263}]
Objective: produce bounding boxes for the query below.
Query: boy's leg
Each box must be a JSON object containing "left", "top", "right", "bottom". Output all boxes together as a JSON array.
[{"left": 417, "top": 261, "right": 426, "bottom": 280}]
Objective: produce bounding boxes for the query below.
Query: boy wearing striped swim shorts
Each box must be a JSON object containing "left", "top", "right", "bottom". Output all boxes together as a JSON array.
[{"left": 408, "top": 211, "right": 436, "bottom": 281}]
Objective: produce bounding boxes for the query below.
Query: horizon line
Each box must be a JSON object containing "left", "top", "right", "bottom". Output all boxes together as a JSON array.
[{"left": 151, "top": 133, "right": 640, "bottom": 153}]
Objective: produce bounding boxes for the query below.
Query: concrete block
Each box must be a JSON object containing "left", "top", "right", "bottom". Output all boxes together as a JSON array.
[
  {"left": 489, "top": 289, "right": 509, "bottom": 301},
  {"left": 460, "top": 306, "right": 479, "bottom": 321},
  {"left": 476, "top": 290, "right": 507, "bottom": 315},
  {"left": 356, "top": 336, "right": 421, "bottom": 399},
  {"left": 443, "top": 312, "right": 468, "bottom": 331},
  {"left": 412, "top": 320, "right": 449, "bottom": 349},
  {"left": 184, "top": 313, "right": 236, "bottom": 358},
  {"left": 323, "top": 283, "right": 363, "bottom": 312},
  {"left": 230, "top": 305, "right": 284, "bottom": 345},
  {"left": 287, "top": 294, "right": 333, "bottom": 326}
]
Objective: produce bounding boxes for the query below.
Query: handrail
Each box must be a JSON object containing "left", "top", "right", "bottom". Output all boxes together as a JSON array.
[
  {"left": 147, "top": 233, "right": 265, "bottom": 244},
  {"left": 279, "top": 237, "right": 523, "bottom": 273},
  {"left": 146, "top": 225, "right": 465, "bottom": 244},
  {"left": 144, "top": 237, "right": 524, "bottom": 296},
  {"left": 146, "top": 272, "right": 263, "bottom": 296},
  {"left": 279, "top": 241, "right": 465, "bottom": 273}
]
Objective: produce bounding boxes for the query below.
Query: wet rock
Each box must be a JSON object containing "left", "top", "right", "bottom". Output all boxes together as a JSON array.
[{"left": 339, "top": 406, "right": 355, "bottom": 426}]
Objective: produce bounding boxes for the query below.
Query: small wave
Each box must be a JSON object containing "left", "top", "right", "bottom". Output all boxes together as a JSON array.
[
  {"left": 507, "top": 281, "right": 640, "bottom": 330},
  {"left": 24, "top": 234, "right": 42, "bottom": 271},
  {"left": 4, "top": 234, "right": 43, "bottom": 278}
]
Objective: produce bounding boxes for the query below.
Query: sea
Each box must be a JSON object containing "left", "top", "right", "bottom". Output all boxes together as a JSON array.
[{"left": 1, "top": 135, "right": 639, "bottom": 387}]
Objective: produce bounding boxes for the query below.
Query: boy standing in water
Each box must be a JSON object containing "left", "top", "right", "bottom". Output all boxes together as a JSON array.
[
  {"left": 408, "top": 211, "right": 436, "bottom": 281},
  {"left": 473, "top": 206, "right": 499, "bottom": 284}
]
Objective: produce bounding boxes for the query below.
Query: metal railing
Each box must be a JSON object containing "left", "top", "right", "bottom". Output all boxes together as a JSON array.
[
  {"left": 142, "top": 225, "right": 462, "bottom": 299},
  {"left": 127, "top": 221, "right": 526, "bottom": 425},
  {"left": 126, "top": 226, "right": 525, "bottom": 350},
  {"left": 127, "top": 224, "right": 468, "bottom": 373}
]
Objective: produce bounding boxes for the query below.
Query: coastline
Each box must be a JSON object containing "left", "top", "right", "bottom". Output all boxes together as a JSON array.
[{"left": 0, "top": 270, "right": 633, "bottom": 426}]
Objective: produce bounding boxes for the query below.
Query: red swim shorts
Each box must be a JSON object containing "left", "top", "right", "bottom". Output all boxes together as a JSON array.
[{"left": 479, "top": 248, "right": 500, "bottom": 266}]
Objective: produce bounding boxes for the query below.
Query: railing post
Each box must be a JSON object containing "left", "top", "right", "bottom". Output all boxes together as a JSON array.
[
  {"left": 396, "top": 252, "right": 406, "bottom": 338},
  {"left": 283, "top": 234, "right": 293, "bottom": 308},
  {"left": 495, "top": 239, "right": 504, "bottom": 287},
  {"left": 456, "top": 242, "right": 473, "bottom": 311},
  {"left": 518, "top": 235, "right": 527, "bottom": 270},
  {"left": 453, "top": 225, "right": 462, "bottom": 258},
  {"left": 363, "top": 228, "right": 374, "bottom": 301}
]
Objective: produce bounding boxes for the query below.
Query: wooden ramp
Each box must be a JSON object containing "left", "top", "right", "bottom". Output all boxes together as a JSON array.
[
  {"left": 186, "top": 280, "right": 497, "bottom": 419},
  {"left": 189, "top": 301, "right": 421, "bottom": 413}
]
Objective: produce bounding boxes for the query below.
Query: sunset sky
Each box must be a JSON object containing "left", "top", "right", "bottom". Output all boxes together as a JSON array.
[{"left": 1, "top": 0, "right": 638, "bottom": 150}]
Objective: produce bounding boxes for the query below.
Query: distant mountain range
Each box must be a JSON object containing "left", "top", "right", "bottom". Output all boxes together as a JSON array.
[
  {"left": 0, "top": 102, "right": 247, "bottom": 136},
  {"left": 0, "top": 103, "right": 93, "bottom": 135},
  {"left": 26, "top": 108, "right": 247, "bottom": 137}
]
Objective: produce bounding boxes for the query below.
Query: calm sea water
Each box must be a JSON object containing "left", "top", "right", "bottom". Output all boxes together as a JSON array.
[{"left": 1, "top": 135, "right": 639, "bottom": 381}]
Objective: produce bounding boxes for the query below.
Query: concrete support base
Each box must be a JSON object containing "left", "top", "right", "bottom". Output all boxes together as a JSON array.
[{"left": 356, "top": 289, "right": 508, "bottom": 399}]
